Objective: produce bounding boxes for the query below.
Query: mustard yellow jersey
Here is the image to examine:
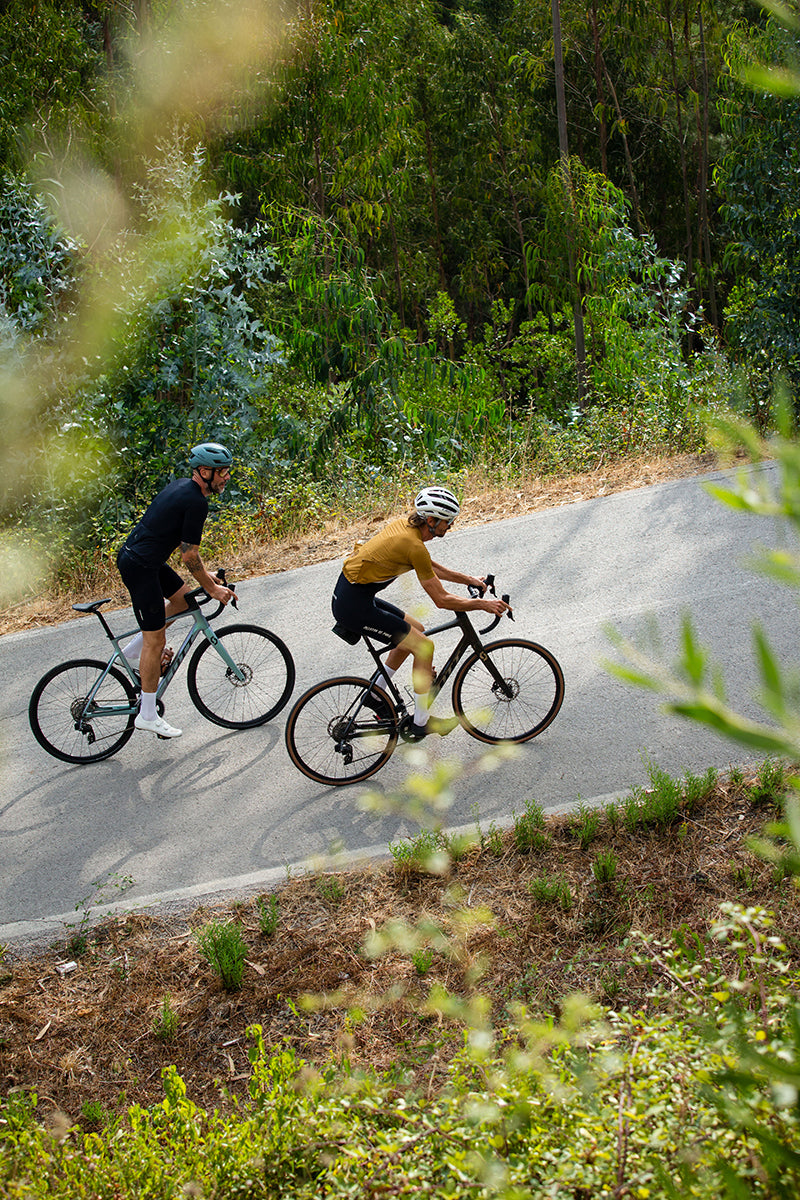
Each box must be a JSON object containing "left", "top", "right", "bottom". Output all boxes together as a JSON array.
[{"left": 342, "top": 518, "right": 435, "bottom": 586}]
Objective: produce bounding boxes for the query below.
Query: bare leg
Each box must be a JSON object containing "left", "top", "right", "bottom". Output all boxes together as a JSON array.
[{"left": 138, "top": 583, "right": 191, "bottom": 694}]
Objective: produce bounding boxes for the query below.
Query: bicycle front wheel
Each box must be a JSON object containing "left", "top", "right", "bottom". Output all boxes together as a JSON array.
[
  {"left": 187, "top": 624, "right": 295, "bottom": 729},
  {"left": 452, "top": 638, "right": 564, "bottom": 745},
  {"left": 285, "top": 677, "right": 398, "bottom": 786},
  {"left": 29, "top": 658, "right": 138, "bottom": 764}
]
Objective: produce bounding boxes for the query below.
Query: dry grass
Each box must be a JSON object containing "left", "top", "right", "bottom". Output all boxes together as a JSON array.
[
  {"left": 1, "top": 768, "right": 794, "bottom": 1125},
  {"left": 0, "top": 451, "right": 721, "bottom": 636}
]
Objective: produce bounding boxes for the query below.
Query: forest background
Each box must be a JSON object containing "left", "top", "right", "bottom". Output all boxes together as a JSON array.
[
  {"left": 0, "top": 0, "right": 798, "bottom": 610},
  {"left": 4, "top": 4, "right": 800, "bottom": 1197}
]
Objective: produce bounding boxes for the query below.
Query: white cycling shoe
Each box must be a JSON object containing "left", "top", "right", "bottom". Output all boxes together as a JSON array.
[{"left": 134, "top": 714, "right": 182, "bottom": 738}]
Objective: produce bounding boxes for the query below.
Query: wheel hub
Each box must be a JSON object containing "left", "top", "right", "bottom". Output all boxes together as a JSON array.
[
  {"left": 225, "top": 662, "right": 253, "bottom": 687},
  {"left": 492, "top": 677, "right": 519, "bottom": 703},
  {"left": 330, "top": 717, "right": 351, "bottom": 741}
]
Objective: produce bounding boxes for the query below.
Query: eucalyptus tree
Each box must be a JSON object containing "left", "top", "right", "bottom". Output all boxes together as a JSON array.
[
  {"left": 0, "top": 0, "right": 107, "bottom": 173},
  {"left": 715, "top": 9, "right": 800, "bottom": 410}
]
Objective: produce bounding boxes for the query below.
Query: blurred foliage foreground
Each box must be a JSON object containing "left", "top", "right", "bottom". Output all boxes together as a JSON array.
[{"left": 3, "top": 415, "right": 800, "bottom": 1197}]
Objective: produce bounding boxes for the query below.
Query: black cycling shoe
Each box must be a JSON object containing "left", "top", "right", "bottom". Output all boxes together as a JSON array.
[
  {"left": 361, "top": 691, "right": 392, "bottom": 721},
  {"left": 400, "top": 716, "right": 429, "bottom": 742}
]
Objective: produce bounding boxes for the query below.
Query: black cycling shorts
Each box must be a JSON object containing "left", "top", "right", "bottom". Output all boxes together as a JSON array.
[
  {"left": 117, "top": 548, "right": 184, "bottom": 632},
  {"left": 331, "top": 572, "right": 410, "bottom": 646}
]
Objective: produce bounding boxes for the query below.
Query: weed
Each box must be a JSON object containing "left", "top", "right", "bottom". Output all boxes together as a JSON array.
[
  {"left": 257, "top": 894, "right": 279, "bottom": 936},
  {"left": 729, "top": 765, "right": 745, "bottom": 789},
  {"left": 389, "top": 829, "right": 448, "bottom": 875},
  {"left": 440, "top": 830, "right": 475, "bottom": 862},
  {"left": 730, "top": 860, "right": 758, "bottom": 891},
  {"left": 569, "top": 801, "right": 601, "bottom": 849},
  {"left": 603, "top": 801, "right": 620, "bottom": 832},
  {"left": 528, "top": 872, "right": 573, "bottom": 911},
  {"left": 621, "top": 763, "right": 693, "bottom": 833},
  {"left": 592, "top": 849, "right": 618, "bottom": 884},
  {"left": 514, "top": 799, "right": 549, "bottom": 853},
  {"left": 472, "top": 803, "right": 504, "bottom": 857},
  {"left": 641, "top": 762, "right": 683, "bottom": 828},
  {"left": 80, "top": 1100, "right": 108, "bottom": 1129},
  {"left": 620, "top": 790, "right": 644, "bottom": 833},
  {"left": 412, "top": 948, "right": 435, "bottom": 976},
  {"left": 749, "top": 758, "right": 788, "bottom": 807},
  {"left": 153, "top": 994, "right": 178, "bottom": 1041},
  {"left": 65, "top": 871, "right": 135, "bottom": 957},
  {"left": 599, "top": 964, "right": 628, "bottom": 1000},
  {"left": 772, "top": 856, "right": 795, "bottom": 886},
  {"left": 196, "top": 920, "right": 247, "bottom": 991},
  {"left": 316, "top": 876, "right": 345, "bottom": 904},
  {"left": 683, "top": 767, "right": 718, "bottom": 811},
  {"left": 481, "top": 821, "right": 505, "bottom": 857}
]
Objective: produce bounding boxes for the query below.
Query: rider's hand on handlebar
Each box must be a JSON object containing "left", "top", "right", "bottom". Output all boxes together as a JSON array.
[
  {"left": 481, "top": 595, "right": 510, "bottom": 617},
  {"left": 211, "top": 581, "right": 235, "bottom": 605}
]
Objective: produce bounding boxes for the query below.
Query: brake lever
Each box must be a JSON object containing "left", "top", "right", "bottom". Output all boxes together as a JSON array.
[
  {"left": 502, "top": 593, "right": 514, "bottom": 621},
  {"left": 216, "top": 567, "right": 238, "bottom": 609}
]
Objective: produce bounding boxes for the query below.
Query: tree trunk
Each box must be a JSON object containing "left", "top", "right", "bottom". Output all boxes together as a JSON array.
[
  {"left": 589, "top": 2, "right": 608, "bottom": 176},
  {"left": 486, "top": 92, "right": 532, "bottom": 320},
  {"left": 665, "top": 0, "right": 694, "bottom": 282},
  {"left": 695, "top": 5, "right": 719, "bottom": 329},
  {"left": 552, "top": 0, "right": 587, "bottom": 406},
  {"left": 417, "top": 73, "right": 448, "bottom": 293}
]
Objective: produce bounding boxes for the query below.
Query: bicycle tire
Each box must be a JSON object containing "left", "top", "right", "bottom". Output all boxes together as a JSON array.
[
  {"left": 29, "top": 658, "right": 138, "bottom": 764},
  {"left": 285, "top": 677, "right": 398, "bottom": 786},
  {"left": 451, "top": 638, "right": 564, "bottom": 745},
  {"left": 186, "top": 623, "right": 295, "bottom": 729}
]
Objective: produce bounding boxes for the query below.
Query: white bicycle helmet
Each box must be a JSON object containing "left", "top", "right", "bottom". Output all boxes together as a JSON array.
[{"left": 414, "top": 485, "right": 461, "bottom": 522}]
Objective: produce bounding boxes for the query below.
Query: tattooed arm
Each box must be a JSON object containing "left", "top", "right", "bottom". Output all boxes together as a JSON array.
[{"left": 180, "top": 542, "right": 234, "bottom": 605}]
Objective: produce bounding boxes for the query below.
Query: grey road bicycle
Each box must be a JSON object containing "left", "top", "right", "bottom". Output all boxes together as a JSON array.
[
  {"left": 29, "top": 572, "right": 295, "bottom": 764},
  {"left": 284, "top": 575, "right": 564, "bottom": 786}
]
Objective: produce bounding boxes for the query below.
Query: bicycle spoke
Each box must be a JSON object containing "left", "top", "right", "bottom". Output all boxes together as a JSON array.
[
  {"left": 187, "top": 624, "right": 295, "bottom": 729},
  {"left": 285, "top": 678, "right": 397, "bottom": 785},
  {"left": 29, "top": 659, "right": 137, "bottom": 764},
  {"left": 453, "top": 639, "right": 564, "bottom": 744}
]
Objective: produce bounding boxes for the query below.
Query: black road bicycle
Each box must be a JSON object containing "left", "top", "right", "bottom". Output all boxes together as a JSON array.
[
  {"left": 29, "top": 572, "right": 295, "bottom": 764},
  {"left": 284, "top": 576, "right": 564, "bottom": 786}
]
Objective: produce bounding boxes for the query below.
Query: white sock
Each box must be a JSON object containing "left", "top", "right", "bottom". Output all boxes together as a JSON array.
[
  {"left": 414, "top": 694, "right": 429, "bottom": 726},
  {"left": 123, "top": 633, "right": 144, "bottom": 660},
  {"left": 140, "top": 691, "right": 157, "bottom": 721},
  {"left": 374, "top": 666, "right": 397, "bottom": 692}
]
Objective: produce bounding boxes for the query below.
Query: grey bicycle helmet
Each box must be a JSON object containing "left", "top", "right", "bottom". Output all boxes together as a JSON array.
[
  {"left": 414, "top": 485, "right": 460, "bottom": 522},
  {"left": 189, "top": 442, "right": 233, "bottom": 469}
]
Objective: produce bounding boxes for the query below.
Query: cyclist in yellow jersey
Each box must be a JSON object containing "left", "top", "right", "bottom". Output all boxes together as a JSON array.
[{"left": 332, "top": 486, "right": 509, "bottom": 739}]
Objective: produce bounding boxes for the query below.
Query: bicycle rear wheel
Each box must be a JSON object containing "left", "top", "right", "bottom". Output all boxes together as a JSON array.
[
  {"left": 29, "top": 658, "right": 138, "bottom": 764},
  {"left": 285, "top": 677, "right": 398, "bottom": 785},
  {"left": 187, "top": 623, "right": 295, "bottom": 729},
  {"left": 452, "top": 638, "right": 564, "bottom": 745}
]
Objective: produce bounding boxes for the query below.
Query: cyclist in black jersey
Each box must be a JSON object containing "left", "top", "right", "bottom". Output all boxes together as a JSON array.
[{"left": 116, "top": 442, "right": 235, "bottom": 738}]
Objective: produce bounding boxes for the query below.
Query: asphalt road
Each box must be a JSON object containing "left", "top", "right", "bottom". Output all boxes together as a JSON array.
[{"left": 1, "top": 461, "right": 794, "bottom": 945}]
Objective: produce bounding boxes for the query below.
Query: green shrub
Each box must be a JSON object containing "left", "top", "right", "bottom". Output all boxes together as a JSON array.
[
  {"left": 195, "top": 919, "right": 247, "bottom": 991},
  {"left": 152, "top": 994, "right": 178, "bottom": 1042},
  {"left": 257, "top": 893, "right": 279, "bottom": 936},
  {"left": 568, "top": 800, "right": 601, "bottom": 849},
  {"left": 513, "top": 798, "right": 550, "bottom": 852},
  {"left": 592, "top": 849, "right": 618, "bottom": 884},
  {"left": 528, "top": 872, "right": 573, "bottom": 911}
]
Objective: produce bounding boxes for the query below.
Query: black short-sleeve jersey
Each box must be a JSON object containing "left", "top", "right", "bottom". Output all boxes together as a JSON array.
[{"left": 121, "top": 479, "right": 209, "bottom": 568}]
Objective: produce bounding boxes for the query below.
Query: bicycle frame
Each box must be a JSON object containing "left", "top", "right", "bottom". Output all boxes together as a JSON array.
[
  {"left": 356, "top": 608, "right": 513, "bottom": 720},
  {"left": 76, "top": 596, "right": 246, "bottom": 721}
]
